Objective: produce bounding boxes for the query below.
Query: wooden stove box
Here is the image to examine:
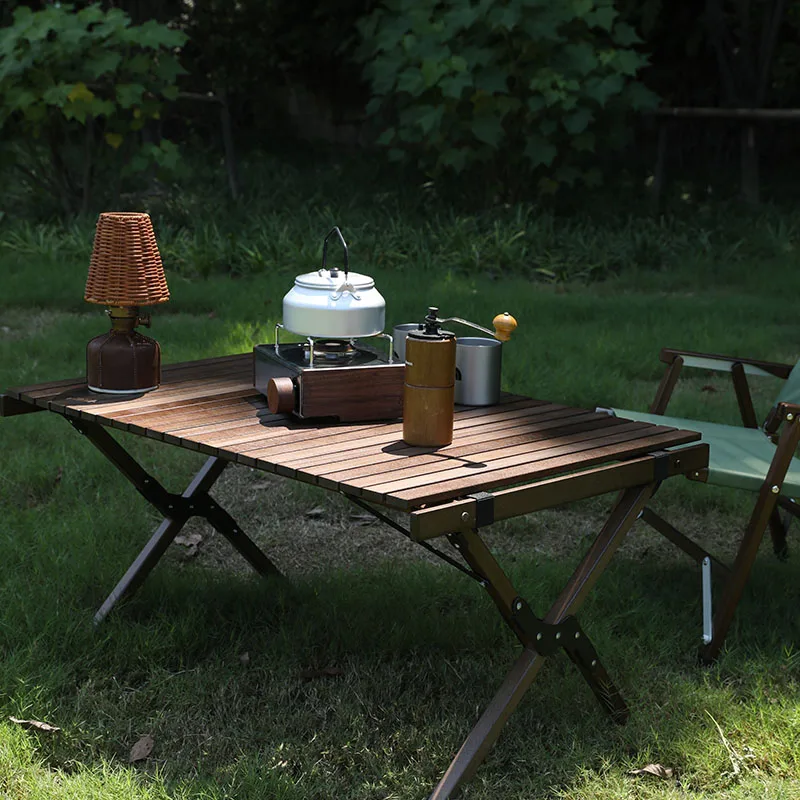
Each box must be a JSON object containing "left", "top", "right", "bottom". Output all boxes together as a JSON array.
[{"left": 253, "top": 344, "right": 405, "bottom": 422}]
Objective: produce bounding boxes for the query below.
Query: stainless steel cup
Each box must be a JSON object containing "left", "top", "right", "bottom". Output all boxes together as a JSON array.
[
  {"left": 455, "top": 337, "right": 502, "bottom": 406},
  {"left": 392, "top": 323, "right": 421, "bottom": 362}
]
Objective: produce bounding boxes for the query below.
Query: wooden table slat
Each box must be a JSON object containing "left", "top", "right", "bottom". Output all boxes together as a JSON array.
[
  {"left": 3, "top": 351, "right": 707, "bottom": 513},
  {"left": 103, "top": 387, "right": 259, "bottom": 422},
  {"left": 386, "top": 429, "right": 700, "bottom": 509},
  {"left": 187, "top": 396, "right": 540, "bottom": 452},
  {"left": 355, "top": 421, "right": 656, "bottom": 496},
  {"left": 236, "top": 400, "right": 568, "bottom": 462},
  {"left": 41, "top": 376, "right": 253, "bottom": 418},
  {"left": 310, "top": 412, "right": 623, "bottom": 488}
]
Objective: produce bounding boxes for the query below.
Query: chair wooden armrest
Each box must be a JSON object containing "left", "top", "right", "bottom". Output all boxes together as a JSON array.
[
  {"left": 763, "top": 401, "right": 800, "bottom": 438},
  {"left": 651, "top": 349, "right": 793, "bottom": 426},
  {"left": 659, "top": 349, "right": 793, "bottom": 379}
]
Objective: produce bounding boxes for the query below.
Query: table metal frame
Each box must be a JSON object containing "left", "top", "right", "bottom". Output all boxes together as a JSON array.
[{"left": 1, "top": 354, "right": 708, "bottom": 799}]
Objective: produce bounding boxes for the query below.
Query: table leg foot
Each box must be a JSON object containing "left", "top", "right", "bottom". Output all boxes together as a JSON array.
[{"left": 429, "top": 646, "right": 545, "bottom": 800}]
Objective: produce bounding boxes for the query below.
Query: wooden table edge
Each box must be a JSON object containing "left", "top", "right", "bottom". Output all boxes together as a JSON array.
[{"left": 407, "top": 442, "right": 710, "bottom": 541}]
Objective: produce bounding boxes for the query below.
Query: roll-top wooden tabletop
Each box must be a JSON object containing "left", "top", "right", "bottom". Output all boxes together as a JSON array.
[{"left": 3, "top": 353, "right": 702, "bottom": 511}]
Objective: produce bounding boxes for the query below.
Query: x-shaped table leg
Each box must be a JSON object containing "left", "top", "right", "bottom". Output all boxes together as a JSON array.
[
  {"left": 429, "top": 482, "right": 655, "bottom": 799},
  {"left": 68, "top": 419, "right": 283, "bottom": 624}
]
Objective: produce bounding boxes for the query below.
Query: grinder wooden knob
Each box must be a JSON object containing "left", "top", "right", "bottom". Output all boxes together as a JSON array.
[
  {"left": 267, "top": 377, "right": 296, "bottom": 414},
  {"left": 492, "top": 312, "right": 518, "bottom": 342}
]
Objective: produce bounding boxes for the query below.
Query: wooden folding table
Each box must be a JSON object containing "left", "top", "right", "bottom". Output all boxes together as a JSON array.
[{"left": 1, "top": 353, "right": 708, "bottom": 798}]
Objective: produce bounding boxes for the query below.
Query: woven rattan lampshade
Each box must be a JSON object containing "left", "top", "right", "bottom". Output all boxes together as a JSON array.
[{"left": 85, "top": 212, "right": 169, "bottom": 306}]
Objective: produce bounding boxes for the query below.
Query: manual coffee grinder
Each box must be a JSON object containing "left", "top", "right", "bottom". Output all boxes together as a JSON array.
[{"left": 402, "top": 307, "right": 457, "bottom": 447}]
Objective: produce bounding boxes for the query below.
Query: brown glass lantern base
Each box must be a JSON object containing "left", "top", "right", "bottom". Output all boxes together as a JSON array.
[{"left": 86, "top": 328, "right": 161, "bottom": 394}]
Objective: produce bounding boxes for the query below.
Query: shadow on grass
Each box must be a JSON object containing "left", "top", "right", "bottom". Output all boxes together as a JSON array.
[{"left": 2, "top": 548, "right": 799, "bottom": 799}]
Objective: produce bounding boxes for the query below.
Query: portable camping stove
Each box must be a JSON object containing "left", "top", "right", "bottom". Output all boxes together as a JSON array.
[{"left": 253, "top": 325, "right": 405, "bottom": 421}]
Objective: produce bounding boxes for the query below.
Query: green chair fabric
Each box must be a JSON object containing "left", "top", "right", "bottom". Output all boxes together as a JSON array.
[
  {"left": 609, "top": 409, "right": 800, "bottom": 496},
  {"left": 775, "top": 360, "right": 800, "bottom": 406}
]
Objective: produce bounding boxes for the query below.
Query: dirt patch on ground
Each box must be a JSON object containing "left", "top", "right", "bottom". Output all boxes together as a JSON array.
[{"left": 168, "top": 465, "right": 751, "bottom": 578}]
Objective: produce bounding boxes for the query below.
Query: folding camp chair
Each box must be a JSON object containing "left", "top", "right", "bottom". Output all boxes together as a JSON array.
[{"left": 603, "top": 348, "right": 800, "bottom": 662}]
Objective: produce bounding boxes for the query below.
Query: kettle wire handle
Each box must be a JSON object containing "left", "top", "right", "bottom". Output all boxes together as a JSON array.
[{"left": 322, "top": 226, "right": 349, "bottom": 278}]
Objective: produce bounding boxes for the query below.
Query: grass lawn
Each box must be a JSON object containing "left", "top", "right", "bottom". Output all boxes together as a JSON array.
[{"left": 1, "top": 169, "right": 800, "bottom": 798}]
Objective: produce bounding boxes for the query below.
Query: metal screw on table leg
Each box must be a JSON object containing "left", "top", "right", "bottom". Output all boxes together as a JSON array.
[
  {"left": 591, "top": 659, "right": 597, "bottom": 668},
  {"left": 536, "top": 633, "right": 542, "bottom": 641},
  {"left": 772, "top": 485, "right": 780, "bottom": 494},
  {"left": 574, "top": 632, "right": 581, "bottom": 639},
  {"left": 555, "top": 632, "right": 561, "bottom": 640},
  {"left": 461, "top": 512, "right": 470, "bottom": 523},
  {"left": 514, "top": 600, "right": 523, "bottom": 612}
]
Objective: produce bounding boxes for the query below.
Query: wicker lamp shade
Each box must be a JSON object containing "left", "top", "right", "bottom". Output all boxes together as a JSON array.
[{"left": 85, "top": 212, "right": 169, "bottom": 306}]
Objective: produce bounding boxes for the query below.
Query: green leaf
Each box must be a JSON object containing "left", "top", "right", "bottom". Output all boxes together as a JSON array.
[
  {"left": 134, "top": 19, "right": 186, "bottom": 49},
  {"left": 562, "top": 42, "right": 598, "bottom": 76},
  {"left": 443, "top": 5, "right": 480, "bottom": 32},
  {"left": 583, "top": 73, "right": 624, "bottom": 106},
  {"left": 527, "top": 96, "right": 546, "bottom": 113},
  {"left": 440, "top": 73, "right": 473, "bottom": 99},
  {"left": 88, "top": 98, "right": 115, "bottom": 117},
  {"left": 417, "top": 105, "right": 444, "bottom": 134},
  {"left": 375, "top": 17, "right": 412, "bottom": 52},
  {"left": 624, "top": 81, "right": 659, "bottom": 110},
  {"left": 116, "top": 83, "right": 145, "bottom": 109},
  {"left": 450, "top": 55, "right": 468, "bottom": 73},
  {"left": 613, "top": 22, "right": 642, "bottom": 46},
  {"left": 475, "top": 67, "right": 508, "bottom": 94},
  {"left": 4, "top": 87, "right": 37, "bottom": 110},
  {"left": 162, "top": 85, "right": 179, "bottom": 101},
  {"left": 563, "top": 107, "right": 593, "bottom": 134},
  {"left": 488, "top": 5, "right": 520, "bottom": 31},
  {"left": 84, "top": 50, "right": 122, "bottom": 79},
  {"left": 421, "top": 58, "right": 446, "bottom": 88},
  {"left": 376, "top": 127, "right": 396, "bottom": 146},
  {"left": 524, "top": 134, "right": 557, "bottom": 168},
  {"left": 471, "top": 114, "right": 504, "bottom": 147},
  {"left": 42, "top": 84, "right": 73, "bottom": 108},
  {"left": 586, "top": 6, "right": 617, "bottom": 31},
  {"left": 397, "top": 67, "right": 425, "bottom": 95},
  {"left": 439, "top": 147, "right": 468, "bottom": 173},
  {"left": 612, "top": 49, "right": 645, "bottom": 76},
  {"left": 153, "top": 53, "right": 186, "bottom": 84}
]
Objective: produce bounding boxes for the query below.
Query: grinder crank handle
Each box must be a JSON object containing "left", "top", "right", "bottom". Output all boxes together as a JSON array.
[{"left": 439, "top": 312, "right": 518, "bottom": 342}]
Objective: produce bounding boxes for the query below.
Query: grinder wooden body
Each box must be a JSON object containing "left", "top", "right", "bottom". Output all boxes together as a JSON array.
[{"left": 403, "top": 333, "right": 456, "bottom": 446}]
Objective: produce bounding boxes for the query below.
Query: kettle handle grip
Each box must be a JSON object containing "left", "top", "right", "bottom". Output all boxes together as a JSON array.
[{"left": 322, "top": 226, "right": 349, "bottom": 278}]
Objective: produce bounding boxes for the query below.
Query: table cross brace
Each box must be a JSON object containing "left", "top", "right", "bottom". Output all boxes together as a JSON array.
[
  {"left": 67, "top": 418, "right": 282, "bottom": 624},
  {"left": 429, "top": 482, "right": 655, "bottom": 799}
]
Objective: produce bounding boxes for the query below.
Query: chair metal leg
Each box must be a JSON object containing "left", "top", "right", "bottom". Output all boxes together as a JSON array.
[
  {"left": 428, "top": 483, "right": 655, "bottom": 799},
  {"left": 68, "top": 419, "right": 283, "bottom": 623},
  {"left": 700, "top": 418, "right": 800, "bottom": 662}
]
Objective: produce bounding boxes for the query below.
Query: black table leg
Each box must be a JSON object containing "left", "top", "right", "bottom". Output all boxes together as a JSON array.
[{"left": 68, "top": 419, "right": 283, "bottom": 623}]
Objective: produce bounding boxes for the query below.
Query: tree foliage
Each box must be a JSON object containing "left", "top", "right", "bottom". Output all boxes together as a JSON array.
[
  {"left": 355, "top": 0, "right": 658, "bottom": 195},
  {"left": 0, "top": 3, "right": 186, "bottom": 215}
]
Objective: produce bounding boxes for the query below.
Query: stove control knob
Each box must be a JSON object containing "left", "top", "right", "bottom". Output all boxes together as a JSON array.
[{"left": 267, "top": 377, "right": 296, "bottom": 414}]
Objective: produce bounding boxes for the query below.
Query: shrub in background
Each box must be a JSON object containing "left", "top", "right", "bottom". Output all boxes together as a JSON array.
[
  {"left": 0, "top": 3, "right": 186, "bottom": 217},
  {"left": 356, "top": 0, "right": 658, "bottom": 197}
]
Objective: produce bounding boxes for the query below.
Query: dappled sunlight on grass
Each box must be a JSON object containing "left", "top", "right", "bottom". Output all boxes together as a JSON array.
[{"left": 2, "top": 201, "right": 800, "bottom": 799}]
